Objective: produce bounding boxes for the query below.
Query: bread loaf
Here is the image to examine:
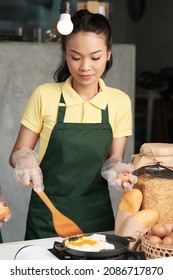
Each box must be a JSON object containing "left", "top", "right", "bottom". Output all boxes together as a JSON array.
[
  {"left": 131, "top": 208, "right": 160, "bottom": 228},
  {"left": 115, "top": 188, "right": 143, "bottom": 234},
  {"left": 116, "top": 208, "right": 160, "bottom": 249},
  {"left": 0, "top": 201, "right": 11, "bottom": 221}
]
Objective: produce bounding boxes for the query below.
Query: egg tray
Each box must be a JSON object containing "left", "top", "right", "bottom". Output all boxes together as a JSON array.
[{"left": 140, "top": 233, "right": 173, "bottom": 259}]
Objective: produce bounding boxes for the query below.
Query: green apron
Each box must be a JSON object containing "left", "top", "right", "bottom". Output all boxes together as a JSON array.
[{"left": 25, "top": 93, "right": 114, "bottom": 240}]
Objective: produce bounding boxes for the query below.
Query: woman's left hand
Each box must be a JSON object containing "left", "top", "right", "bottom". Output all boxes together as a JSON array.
[{"left": 101, "top": 156, "right": 138, "bottom": 192}]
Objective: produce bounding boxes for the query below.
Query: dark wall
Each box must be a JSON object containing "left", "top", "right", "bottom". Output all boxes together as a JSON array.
[{"left": 109, "top": 0, "right": 173, "bottom": 74}]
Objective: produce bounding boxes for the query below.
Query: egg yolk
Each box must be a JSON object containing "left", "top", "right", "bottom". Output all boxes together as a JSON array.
[{"left": 66, "top": 238, "right": 98, "bottom": 247}]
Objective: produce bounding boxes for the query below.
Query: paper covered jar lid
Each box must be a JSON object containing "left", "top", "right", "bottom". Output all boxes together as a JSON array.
[{"left": 132, "top": 143, "right": 173, "bottom": 171}]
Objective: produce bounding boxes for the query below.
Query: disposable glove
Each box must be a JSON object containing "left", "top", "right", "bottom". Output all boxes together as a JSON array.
[
  {"left": 12, "top": 147, "right": 44, "bottom": 192},
  {"left": 101, "top": 155, "right": 138, "bottom": 192},
  {"left": 0, "top": 188, "right": 12, "bottom": 227},
  {"left": 0, "top": 212, "right": 12, "bottom": 228}
]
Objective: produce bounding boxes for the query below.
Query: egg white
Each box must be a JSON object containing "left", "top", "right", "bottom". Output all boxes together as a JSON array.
[{"left": 65, "top": 234, "right": 115, "bottom": 252}]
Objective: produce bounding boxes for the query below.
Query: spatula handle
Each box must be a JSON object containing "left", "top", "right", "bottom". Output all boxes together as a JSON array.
[{"left": 29, "top": 182, "right": 57, "bottom": 214}]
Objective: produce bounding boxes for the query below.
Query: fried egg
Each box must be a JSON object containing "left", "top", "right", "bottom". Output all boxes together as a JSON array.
[{"left": 65, "top": 234, "right": 115, "bottom": 252}]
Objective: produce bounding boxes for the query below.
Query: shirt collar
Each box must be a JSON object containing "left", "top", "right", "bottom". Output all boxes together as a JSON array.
[{"left": 62, "top": 76, "right": 108, "bottom": 110}]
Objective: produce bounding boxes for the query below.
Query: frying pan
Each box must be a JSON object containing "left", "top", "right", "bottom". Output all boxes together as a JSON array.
[{"left": 54, "top": 233, "right": 136, "bottom": 258}]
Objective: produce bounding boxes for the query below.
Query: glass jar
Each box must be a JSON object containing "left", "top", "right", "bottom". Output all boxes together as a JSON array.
[{"left": 132, "top": 143, "right": 173, "bottom": 224}]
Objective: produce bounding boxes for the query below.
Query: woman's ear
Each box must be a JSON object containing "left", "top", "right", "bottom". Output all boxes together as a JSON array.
[{"left": 107, "top": 51, "right": 111, "bottom": 61}]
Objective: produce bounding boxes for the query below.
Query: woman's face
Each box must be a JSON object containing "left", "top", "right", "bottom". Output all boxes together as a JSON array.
[{"left": 65, "top": 32, "right": 111, "bottom": 90}]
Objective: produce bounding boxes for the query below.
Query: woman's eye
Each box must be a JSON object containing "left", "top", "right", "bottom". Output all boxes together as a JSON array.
[
  {"left": 72, "top": 56, "right": 80, "bottom": 61},
  {"left": 92, "top": 57, "right": 100, "bottom": 61}
]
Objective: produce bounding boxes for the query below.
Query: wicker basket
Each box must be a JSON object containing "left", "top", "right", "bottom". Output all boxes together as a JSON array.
[{"left": 140, "top": 233, "right": 173, "bottom": 259}]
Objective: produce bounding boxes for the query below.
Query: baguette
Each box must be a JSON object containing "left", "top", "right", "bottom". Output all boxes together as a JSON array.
[
  {"left": 115, "top": 188, "right": 143, "bottom": 234},
  {"left": 131, "top": 208, "right": 160, "bottom": 228},
  {"left": 116, "top": 208, "right": 160, "bottom": 249}
]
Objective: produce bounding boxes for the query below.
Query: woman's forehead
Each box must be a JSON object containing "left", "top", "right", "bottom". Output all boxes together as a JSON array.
[{"left": 66, "top": 32, "right": 107, "bottom": 48}]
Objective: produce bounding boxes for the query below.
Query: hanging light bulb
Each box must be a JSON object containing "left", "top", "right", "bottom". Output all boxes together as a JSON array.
[{"left": 57, "top": 0, "right": 73, "bottom": 35}]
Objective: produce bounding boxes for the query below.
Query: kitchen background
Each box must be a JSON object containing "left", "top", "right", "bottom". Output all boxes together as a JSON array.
[
  {"left": 1, "top": 0, "right": 173, "bottom": 149},
  {"left": 0, "top": 0, "right": 173, "bottom": 242}
]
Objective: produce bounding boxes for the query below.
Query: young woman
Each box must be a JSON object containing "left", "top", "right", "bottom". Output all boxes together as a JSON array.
[{"left": 9, "top": 10, "right": 133, "bottom": 240}]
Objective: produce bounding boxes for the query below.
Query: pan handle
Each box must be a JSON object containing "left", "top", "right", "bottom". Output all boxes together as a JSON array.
[{"left": 123, "top": 236, "right": 136, "bottom": 243}]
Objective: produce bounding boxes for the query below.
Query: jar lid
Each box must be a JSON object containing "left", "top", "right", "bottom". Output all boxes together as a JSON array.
[
  {"left": 140, "top": 143, "right": 173, "bottom": 156},
  {"left": 132, "top": 143, "right": 173, "bottom": 171}
]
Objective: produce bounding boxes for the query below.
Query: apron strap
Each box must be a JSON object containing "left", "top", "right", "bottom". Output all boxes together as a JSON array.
[
  {"left": 60, "top": 94, "right": 65, "bottom": 103},
  {"left": 57, "top": 93, "right": 109, "bottom": 124},
  {"left": 57, "top": 94, "right": 66, "bottom": 123},
  {"left": 102, "top": 106, "right": 109, "bottom": 124}
]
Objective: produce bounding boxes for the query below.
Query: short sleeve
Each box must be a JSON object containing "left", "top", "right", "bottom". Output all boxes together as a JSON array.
[
  {"left": 21, "top": 86, "right": 43, "bottom": 133},
  {"left": 112, "top": 94, "right": 132, "bottom": 138}
]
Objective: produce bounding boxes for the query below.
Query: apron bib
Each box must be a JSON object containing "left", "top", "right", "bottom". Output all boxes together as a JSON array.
[{"left": 25, "top": 94, "right": 114, "bottom": 239}]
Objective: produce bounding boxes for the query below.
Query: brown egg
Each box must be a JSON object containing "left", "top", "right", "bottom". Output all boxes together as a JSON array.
[
  {"left": 117, "top": 173, "right": 131, "bottom": 183},
  {"left": 151, "top": 224, "right": 167, "bottom": 238},
  {"left": 161, "top": 236, "right": 173, "bottom": 246},
  {"left": 147, "top": 235, "right": 162, "bottom": 245},
  {"left": 164, "top": 223, "right": 173, "bottom": 234},
  {"left": 146, "top": 234, "right": 150, "bottom": 240},
  {"left": 167, "top": 232, "right": 173, "bottom": 238},
  {"left": 145, "top": 230, "right": 152, "bottom": 240}
]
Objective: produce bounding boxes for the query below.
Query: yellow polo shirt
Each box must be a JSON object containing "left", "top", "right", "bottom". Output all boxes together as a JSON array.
[{"left": 21, "top": 76, "right": 132, "bottom": 163}]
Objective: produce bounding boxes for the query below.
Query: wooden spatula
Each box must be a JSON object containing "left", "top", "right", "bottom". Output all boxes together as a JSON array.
[{"left": 30, "top": 182, "right": 83, "bottom": 237}]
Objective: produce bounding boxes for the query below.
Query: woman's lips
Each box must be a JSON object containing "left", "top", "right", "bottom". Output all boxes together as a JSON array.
[{"left": 79, "top": 74, "right": 93, "bottom": 80}]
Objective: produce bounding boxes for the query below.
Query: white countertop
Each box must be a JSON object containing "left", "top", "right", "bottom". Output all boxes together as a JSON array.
[
  {"left": 0, "top": 236, "right": 63, "bottom": 260},
  {"left": 0, "top": 231, "right": 115, "bottom": 260}
]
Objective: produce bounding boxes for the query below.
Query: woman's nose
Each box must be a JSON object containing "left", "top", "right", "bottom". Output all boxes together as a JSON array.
[{"left": 80, "top": 59, "right": 91, "bottom": 71}]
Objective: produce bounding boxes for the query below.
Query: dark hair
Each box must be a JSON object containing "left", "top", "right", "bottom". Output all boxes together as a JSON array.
[{"left": 54, "top": 9, "right": 113, "bottom": 82}]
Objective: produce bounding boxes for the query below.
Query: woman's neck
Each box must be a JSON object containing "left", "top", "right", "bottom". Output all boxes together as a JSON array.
[{"left": 72, "top": 80, "right": 99, "bottom": 101}]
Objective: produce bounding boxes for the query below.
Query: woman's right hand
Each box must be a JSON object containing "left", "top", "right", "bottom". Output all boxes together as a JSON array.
[{"left": 12, "top": 147, "right": 44, "bottom": 192}]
